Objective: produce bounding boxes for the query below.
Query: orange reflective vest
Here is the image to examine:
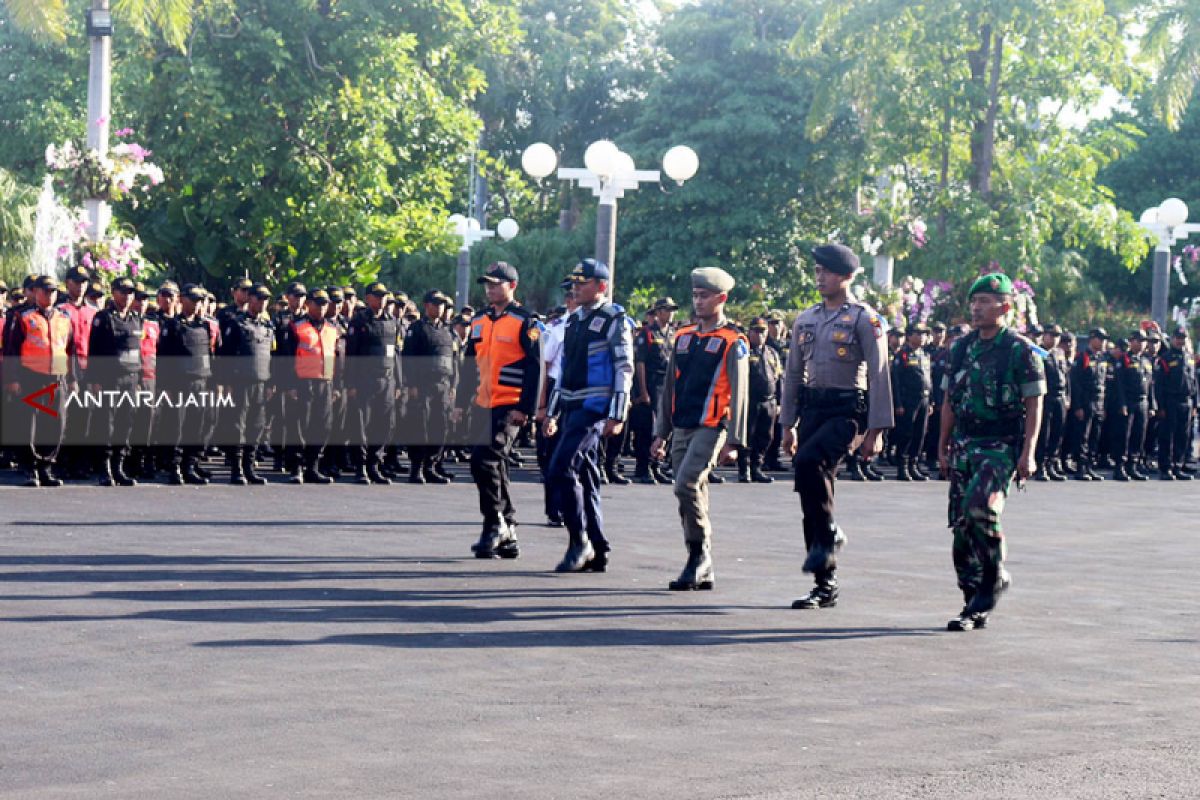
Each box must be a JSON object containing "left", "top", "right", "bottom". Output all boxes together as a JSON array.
[
  {"left": 294, "top": 319, "right": 339, "bottom": 380},
  {"left": 670, "top": 323, "right": 744, "bottom": 429},
  {"left": 19, "top": 307, "right": 72, "bottom": 376},
  {"left": 141, "top": 318, "right": 160, "bottom": 382},
  {"left": 470, "top": 309, "right": 534, "bottom": 409}
]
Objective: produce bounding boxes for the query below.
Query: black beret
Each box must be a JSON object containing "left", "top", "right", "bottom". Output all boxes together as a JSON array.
[{"left": 811, "top": 243, "right": 860, "bottom": 275}]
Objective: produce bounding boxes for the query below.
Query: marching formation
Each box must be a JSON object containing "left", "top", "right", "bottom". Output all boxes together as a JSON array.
[{"left": 2, "top": 249, "right": 1197, "bottom": 632}]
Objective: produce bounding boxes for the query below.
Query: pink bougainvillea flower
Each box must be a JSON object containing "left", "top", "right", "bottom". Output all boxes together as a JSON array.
[{"left": 115, "top": 128, "right": 134, "bottom": 138}]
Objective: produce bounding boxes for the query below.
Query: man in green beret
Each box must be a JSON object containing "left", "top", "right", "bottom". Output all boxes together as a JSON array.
[{"left": 937, "top": 273, "right": 1045, "bottom": 632}]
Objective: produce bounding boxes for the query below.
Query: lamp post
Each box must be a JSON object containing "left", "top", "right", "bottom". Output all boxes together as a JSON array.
[
  {"left": 85, "top": 0, "right": 114, "bottom": 242},
  {"left": 448, "top": 213, "right": 519, "bottom": 309},
  {"left": 521, "top": 140, "right": 699, "bottom": 293},
  {"left": 1139, "top": 198, "right": 1200, "bottom": 328}
]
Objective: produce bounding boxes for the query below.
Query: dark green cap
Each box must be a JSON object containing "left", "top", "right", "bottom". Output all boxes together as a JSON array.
[
  {"left": 232, "top": 277, "right": 254, "bottom": 291},
  {"left": 967, "top": 273, "right": 1013, "bottom": 298},
  {"left": 111, "top": 277, "right": 136, "bottom": 293},
  {"left": 308, "top": 289, "right": 331, "bottom": 304}
]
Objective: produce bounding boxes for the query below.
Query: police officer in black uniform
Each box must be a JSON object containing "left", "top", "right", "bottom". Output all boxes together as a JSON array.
[
  {"left": 1067, "top": 327, "right": 1108, "bottom": 480},
  {"left": 1035, "top": 323, "right": 1070, "bottom": 481},
  {"left": 891, "top": 322, "right": 932, "bottom": 481},
  {"left": 345, "top": 282, "right": 401, "bottom": 485},
  {"left": 1154, "top": 327, "right": 1197, "bottom": 480},
  {"left": 1109, "top": 332, "right": 1154, "bottom": 481},
  {"left": 87, "top": 276, "right": 144, "bottom": 486},
  {"left": 631, "top": 296, "right": 676, "bottom": 483},
  {"left": 158, "top": 284, "right": 216, "bottom": 485},
  {"left": 402, "top": 289, "right": 458, "bottom": 484},
  {"left": 217, "top": 283, "right": 275, "bottom": 485},
  {"left": 270, "top": 282, "right": 307, "bottom": 473},
  {"left": 739, "top": 316, "right": 781, "bottom": 484}
]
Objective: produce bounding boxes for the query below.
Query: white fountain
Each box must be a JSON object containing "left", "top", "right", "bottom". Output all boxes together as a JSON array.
[{"left": 30, "top": 175, "right": 79, "bottom": 279}]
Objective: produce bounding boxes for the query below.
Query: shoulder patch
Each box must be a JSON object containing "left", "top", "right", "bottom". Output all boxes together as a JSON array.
[
  {"left": 527, "top": 326, "right": 541, "bottom": 342},
  {"left": 736, "top": 340, "right": 748, "bottom": 359}
]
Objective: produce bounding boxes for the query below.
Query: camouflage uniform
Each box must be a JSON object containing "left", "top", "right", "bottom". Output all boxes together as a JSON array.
[{"left": 943, "top": 326, "right": 1046, "bottom": 616}]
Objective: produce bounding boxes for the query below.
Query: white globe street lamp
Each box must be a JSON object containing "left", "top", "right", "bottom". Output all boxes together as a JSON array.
[
  {"left": 662, "top": 145, "right": 699, "bottom": 184},
  {"left": 1139, "top": 197, "right": 1200, "bottom": 327},
  {"left": 449, "top": 214, "right": 521, "bottom": 309},
  {"left": 521, "top": 143, "right": 558, "bottom": 179},
  {"left": 523, "top": 139, "right": 700, "bottom": 292}
]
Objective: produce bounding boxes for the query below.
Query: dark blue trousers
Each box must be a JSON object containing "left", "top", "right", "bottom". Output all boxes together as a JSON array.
[{"left": 548, "top": 407, "right": 608, "bottom": 551}]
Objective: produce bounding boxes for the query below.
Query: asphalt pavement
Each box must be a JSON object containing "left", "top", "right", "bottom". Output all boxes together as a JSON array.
[{"left": 1, "top": 465, "right": 1198, "bottom": 799}]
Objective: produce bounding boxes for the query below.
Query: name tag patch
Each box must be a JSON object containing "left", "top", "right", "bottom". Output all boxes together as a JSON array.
[
  {"left": 589, "top": 316, "right": 606, "bottom": 333},
  {"left": 704, "top": 337, "right": 723, "bottom": 354},
  {"left": 676, "top": 333, "right": 693, "bottom": 352}
]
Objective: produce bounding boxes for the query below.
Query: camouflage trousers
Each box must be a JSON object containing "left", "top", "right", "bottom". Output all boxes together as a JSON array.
[{"left": 947, "top": 436, "right": 1016, "bottom": 598}]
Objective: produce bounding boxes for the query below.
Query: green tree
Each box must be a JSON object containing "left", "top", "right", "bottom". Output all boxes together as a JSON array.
[
  {"left": 793, "top": 0, "right": 1150, "bottom": 290},
  {"left": 0, "top": 166, "right": 37, "bottom": 285},
  {"left": 614, "top": 0, "right": 856, "bottom": 307},
  {"left": 2, "top": 0, "right": 212, "bottom": 49},
  {"left": 1139, "top": 0, "right": 1200, "bottom": 131}
]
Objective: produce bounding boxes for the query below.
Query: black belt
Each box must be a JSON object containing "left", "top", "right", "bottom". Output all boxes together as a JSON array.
[{"left": 960, "top": 418, "right": 1023, "bottom": 439}]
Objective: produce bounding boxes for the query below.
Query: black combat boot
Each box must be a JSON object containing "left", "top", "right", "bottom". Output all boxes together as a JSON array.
[
  {"left": 555, "top": 533, "right": 595, "bottom": 573},
  {"left": 303, "top": 466, "right": 333, "bottom": 485},
  {"left": 947, "top": 588, "right": 989, "bottom": 631},
  {"left": 229, "top": 455, "right": 248, "bottom": 486},
  {"left": 791, "top": 582, "right": 838, "bottom": 609},
  {"left": 422, "top": 465, "right": 451, "bottom": 485},
  {"left": 708, "top": 472, "right": 725, "bottom": 484},
  {"left": 1173, "top": 467, "right": 1194, "bottom": 481},
  {"left": 895, "top": 458, "right": 913, "bottom": 481},
  {"left": 98, "top": 459, "right": 117, "bottom": 487},
  {"left": 1073, "top": 462, "right": 1094, "bottom": 481},
  {"left": 1129, "top": 461, "right": 1149, "bottom": 481},
  {"left": 243, "top": 451, "right": 267, "bottom": 485},
  {"left": 182, "top": 459, "right": 210, "bottom": 485},
  {"left": 606, "top": 466, "right": 631, "bottom": 485},
  {"left": 111, "top": 455, "right": 137, "bottom": 487},
  {"left": 668, "top": 541, "right": 714, "bottom": 591},
  {"left": 582, "top": 541, "right": 610, "bottom": 572},
  {"left": 432, "top": 461, "right": 455, "bottom": 482},
  {"left": 1112, "top": 462, "right": 1129, "bottom": 481},
  {"left": 408, "top": 462, "right": 426, "bottom": 485},
  {"left": 38, "top": 465, "right": 64, "bottom": 487},
  {"left": 23, "top": 468, "right": 41, "bottom": 488},
  {"left": 863, "top": 460, "right": 885, "bottom": 481},
  {"left": 909, "top": 458, "right": 930, "bottom": 482},
  {"left": 750, "top": 466, "right": 775, "bottom": 484},
  {"left": 165, "top": 464, "right": 185, "bottom": 485},
  {"left": 353, "top": 463, "right": 372, "bottom": 484},
  {"left": 845, "top": 455, "right": 867, "bottom": 481},
  {"left": 367, "top": 463, "right": 392, "bottom": 485}
]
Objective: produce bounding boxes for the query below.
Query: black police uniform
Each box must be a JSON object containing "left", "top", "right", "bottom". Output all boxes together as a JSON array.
[
  {"left": 738, "top": 341, "right": 781, "bottom": 482},
  {"left": 345, "top": 306, "right": 401, "bottom": 481},
  {"left": 1154, "top": 343, "right": 1197, "bottom": 477},
  {"left": 402, "top": 315, "right": 458, "bottom": 481},
  {"left": 1110, "top": 349, "right": 1154, "bottom": 479},
  {"left": 631, "top": 320, "right": 672, "bottom": 480},
  {"left": 890, "top": 342, "right": 932, "bottom": 478},
  {"left": 1036, "top": 343, "right": 1070, "bottom": 477},
  {"left": 1067, "top": 346, "right": 1107, "bottom": 477},
  {"left": 87, "top": 302, "right": 144, "bottom": 484},
  {"left": 157, "top": 311, "right": 215, "bottom": 482},
  {"left": 218, "top": 308, "right": 274, "bottom": 483}
]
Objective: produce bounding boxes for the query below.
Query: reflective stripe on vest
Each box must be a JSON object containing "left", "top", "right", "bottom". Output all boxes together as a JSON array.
[
  {"left": 471, "top": 312, "right": 527, "bottom": 408},
  {"left": 294, "top": 320, "right": 339, "bottom": 380},
  {"left": 20, "top": 308, "right": 71, "bottom": 376}
]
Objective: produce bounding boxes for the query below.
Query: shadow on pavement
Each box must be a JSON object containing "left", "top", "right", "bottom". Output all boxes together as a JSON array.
[{"left": 191, "top": 626, "right": 941, "bottom": 649}]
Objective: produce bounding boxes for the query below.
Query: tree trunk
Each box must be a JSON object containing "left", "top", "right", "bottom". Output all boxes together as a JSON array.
[{"left": 968, "top": 26, "right": 1004, "bottom": 199}]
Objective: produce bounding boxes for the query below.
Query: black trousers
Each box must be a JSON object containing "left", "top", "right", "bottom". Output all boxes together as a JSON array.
[
  {"left": 1159, "top": 401, "right": 1193, "bottom": 470},
  {"left": 5, "top": 372, "right": 68, "bottom": 468},
  {"left": 628, "top": 400, "right": 656, "bottom": 474},
  {"left": 470, "top": 406, "right": 521, "bottom": 529},
  {"left": 353, "top": 376, "right": 396, "bottom": 468},
  {"left": 409, "top": 380, "right": 450, "bottom": 470},
  {"left": 793, "top": 404, "right": 863, "bottom": 587},
  {"left": 294, "top": 380, "right": 334, "bottom": 468},
  {"left": 892, "top": 398, "right": 929, "bottom": 460},
  {"left": 1067, "top": 407, "right": 1102, "bottom": 466},
  {"left": 229, "top": 381, "right": 269, "bottom": 455},
  {"left": 1111, "top": 401, "right": 1148, "bottom": 464},
  {"left": 1037, "top": 395, "right": 1067, "bottom": 464},
  {"left": 746, "top": 398, "right": 777, "bottom": 464},
  {"left": 165, "top": 377, "right": 210, "bottom": 467},
  {"left": 100, "top": 372, "right": 142, "bottom": 465}
]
